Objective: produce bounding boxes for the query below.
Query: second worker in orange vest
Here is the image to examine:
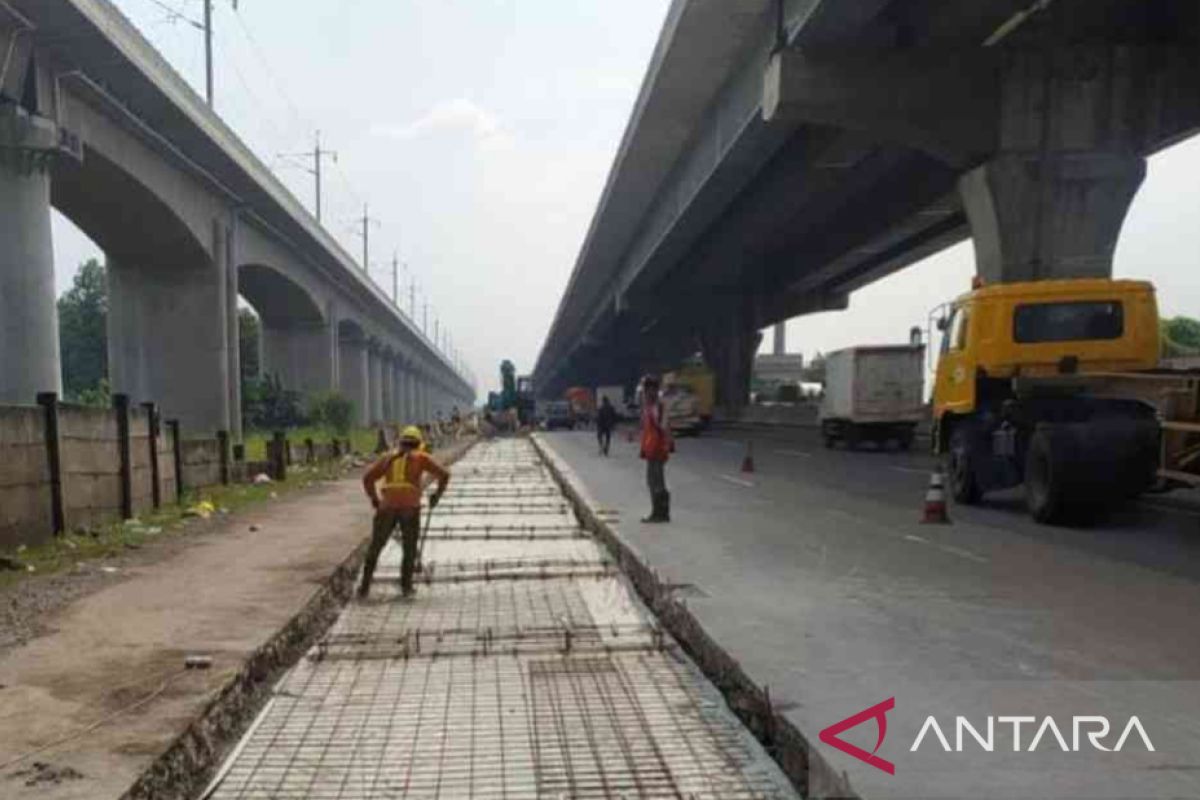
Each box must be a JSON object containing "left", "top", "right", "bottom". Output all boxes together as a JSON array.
[{"left": 360, "top": 425, "right": 450, "bottom": 598}]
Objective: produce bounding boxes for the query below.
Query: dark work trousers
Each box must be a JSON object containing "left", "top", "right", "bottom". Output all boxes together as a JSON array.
[
  {"left": 597, "top": 428, "right": 612, "bottom": 455},
  {"left": 359, "top": 507, "right": 421, "bottom": 596},
  {"left": 646, "top": 459, "right": 667, "bottom": 495}
]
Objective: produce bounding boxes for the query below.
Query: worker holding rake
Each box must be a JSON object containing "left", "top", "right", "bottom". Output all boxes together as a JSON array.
[{"left": 360, "top": 425, "right": 450, "bottom": 599}]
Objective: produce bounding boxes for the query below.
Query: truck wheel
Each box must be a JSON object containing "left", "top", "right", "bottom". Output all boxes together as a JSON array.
[
  {"left": 897, "top": 433, "right": 914, "bottom": 452},
  {"left": 845, "top": 426, "right": 861, "bottom": 451},
  {"left": 1025, "top": 428, "right": 1078, "bottom": 525},
  {"left": 947, "top": 426, "right": 981, "bottom": 504}
]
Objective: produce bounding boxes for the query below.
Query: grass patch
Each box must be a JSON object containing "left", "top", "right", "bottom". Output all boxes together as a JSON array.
[
  {"left": 241, "top": 427, "right": 382, "bottom": 462},
  {"left": 0, "top": 458, "right": 347, "bottom": 591}
]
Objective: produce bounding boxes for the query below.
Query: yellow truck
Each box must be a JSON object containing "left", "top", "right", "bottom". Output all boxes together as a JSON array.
[
  {"left": 932, "top": 278, "right": 1200, "bottom": 524},
  {"left": 663, "top": 362, "right": 715, "bottom": 429}
]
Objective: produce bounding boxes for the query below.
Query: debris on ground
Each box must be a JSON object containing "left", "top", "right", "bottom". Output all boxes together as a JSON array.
[
  {"left": 184, "top": 500, "right": 217, "bottom": 519},
  {"left": 184, "top": 654, "right": 213, "bottom": 670},
  {"left": 252, "top": 473, "right": 272, "bottom": 485},
  {"left": 9, "top": 761, "right": 85, "bottom": 787},
  {"left": 249, "top": 524, "right": 260, "bottom": 532},
  {"left": 0, "top": 556, "right": 22, "bottom": 572}
]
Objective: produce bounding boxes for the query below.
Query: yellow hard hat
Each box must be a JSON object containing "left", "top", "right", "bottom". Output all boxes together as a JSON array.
[{"left": 400, "top": 425, "right": 423, "bottom": 444}]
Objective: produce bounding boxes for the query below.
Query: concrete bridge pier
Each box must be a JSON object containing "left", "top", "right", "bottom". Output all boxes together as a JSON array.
[
  {"left": 0, "top": 107, "right": 61, "bottom": 405},
  {"left": 380, "top": 356, "right": 394, "bottom": 422},
  {"left": 367, "top": 345, "right": 384, "bottom": 425},
  {"left": 338, "top": 336, "right": 369, "bottom": 427},
  {"left": 957, "top": 49, "right": 1155, "bottom": 284},
  {"left": 261, "top": 322, "right": 336, "bottom": 398},
  {"left": 107, "top": 226, "right": 234, "bottom": 435},
  {"left": 697, "top": 302, "right": 761, "bottom": 420}
]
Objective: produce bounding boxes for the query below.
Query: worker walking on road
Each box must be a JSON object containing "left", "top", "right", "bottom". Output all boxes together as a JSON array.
[
  {"left": 639, "top": 375, "right": 673, "bottom": 523},
  {"left": 360, "top": 425, "right": 450, "bottom": 599},
  {"left": 596, "top": 396, "right": 618, "bottom": 456}
]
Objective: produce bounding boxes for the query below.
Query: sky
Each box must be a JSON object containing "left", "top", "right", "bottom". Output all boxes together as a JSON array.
[{"left": 51, "top": 0, "right": 1200, "bottom": 395}]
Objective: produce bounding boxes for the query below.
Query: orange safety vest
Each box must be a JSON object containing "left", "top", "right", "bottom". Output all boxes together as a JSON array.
[
  {"left": 640, "top": 400, "right": 671, "bottom": 462},
  {"left": 381, "top": 452, "right": 422, "bottom": 509}
]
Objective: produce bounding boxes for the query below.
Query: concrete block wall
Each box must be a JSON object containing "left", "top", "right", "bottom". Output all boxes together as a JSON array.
[
  {"left": 180, "top": 439, "right": 222, "bottom": 491},
  {"left": 59, "top": 406, "right": 123, "bottom": 533},
  {"left": 0, "top": 407, "right": 52, "bottom": 549}
]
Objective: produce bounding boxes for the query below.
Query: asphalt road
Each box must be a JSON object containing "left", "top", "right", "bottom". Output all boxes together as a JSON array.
[{"left": 540, "top": 425, "right": 1200, "bottom": 800}]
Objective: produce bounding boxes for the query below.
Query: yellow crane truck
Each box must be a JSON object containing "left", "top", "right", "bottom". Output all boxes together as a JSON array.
[{"left": 932, "top": 278, "right": 1200, "bottom": 524}]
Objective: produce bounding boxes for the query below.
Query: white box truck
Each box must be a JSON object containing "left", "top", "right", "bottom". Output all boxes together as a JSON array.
[{"left": 819, "top": 345, "right": 925, "bottom": 450}]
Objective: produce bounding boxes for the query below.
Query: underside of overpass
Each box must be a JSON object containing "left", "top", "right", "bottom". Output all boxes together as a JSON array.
[
  {"left": 0, "top": 0, "right": 473, "bottom": 433},
  {"left": 535, "top": 0, "right": 1200, "bottom": 416}
]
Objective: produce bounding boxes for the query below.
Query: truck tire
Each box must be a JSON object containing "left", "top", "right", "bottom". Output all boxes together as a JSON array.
[
  {"left": 1024, "top": 427, "right": 1080, "bottom": 525},
  {"left": 947, "top": 425, "right": 981, "bottom": 504}
]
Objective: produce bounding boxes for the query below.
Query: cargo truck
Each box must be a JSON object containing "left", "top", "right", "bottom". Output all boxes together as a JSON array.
[
  {"left": 931, "top": 277, "right": 1200, "bottom": 524},
  {"left": 819, "top": 345, "right": 925, "bottom": 450}
]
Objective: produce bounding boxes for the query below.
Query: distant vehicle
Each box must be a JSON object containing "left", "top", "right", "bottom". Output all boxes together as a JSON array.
[
  {"left": 543, "top": 400, "right": 575, "bottom": 431},
  {"left": 662, "top": 382, "right": 703, "bottom": 435},
  {"left": 820, "top": 345, "right": 924, "bottom": 450},
  {"left": 564, "top": 386, "right": 595, "bottom": 426},
  {"left": 663, "top": 362, "right": 715, "bottom": 427}
]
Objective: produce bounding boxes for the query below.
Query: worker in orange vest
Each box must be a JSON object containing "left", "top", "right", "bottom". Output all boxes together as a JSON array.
[
  {"left": 639, "top": 374, "right": 673, "bottom": 523},
  {"left": 360, "top": 425, "right": 450, "bottom": 598}
]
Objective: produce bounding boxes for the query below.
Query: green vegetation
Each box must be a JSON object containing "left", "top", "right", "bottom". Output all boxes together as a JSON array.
[
  {"left": 57, "top": 259, "right": 109, "bottom": 403},
  {"left": 0, "top": 459, "right": 344, "bottom": 590},
  {"left": 240, "top": 426, "right": 378, "bottom": 462},
  {"left": 307, "top": 391, "right": 355, "bottom": 435},
  {"left": 1161, "top": 316, "right": 1200, "bottom": 357}
]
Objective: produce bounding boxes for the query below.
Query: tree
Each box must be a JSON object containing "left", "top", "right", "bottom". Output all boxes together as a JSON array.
[
  {"left": 1162, "top": 316, "right": 1200, "bottom": 357},
  {"left": 58, "top": 259, "right": 108, "bottom": 401},
  {"left": 307, "top": 391, "right": 355, "bottom": 435},
  {"left": 242, "top": 373, "right": 307, "bottom": 431}
]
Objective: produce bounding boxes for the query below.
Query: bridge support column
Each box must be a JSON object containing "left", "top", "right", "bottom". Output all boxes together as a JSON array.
[
  {"left": 960, "top": 152, "right": 1144, "bottom": 284},
  {"left": 338, "top": 338, "right": 369, "bottom": 427},
  {"left": 0, "top": 108, "right": 61, "bottom": 405},
  {"left": 367, "top": 346, "right": 384, "bottom": 425},
  {"left": 107, "top": 226, "right": 232, "bottom": 435},
  {"left": 261, "top": 323, "right": 335, "bottom": 398},
  {"left": 699, "top": 303, "right": 761, "bottom": 421},
  {"left": 381, "top": 357, "right": 394, "bottom": 422}
]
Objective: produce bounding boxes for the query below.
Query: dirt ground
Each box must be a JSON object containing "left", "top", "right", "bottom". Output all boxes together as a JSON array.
[{"left": 0, "top": 475, "right": 378, "bottom": 799}]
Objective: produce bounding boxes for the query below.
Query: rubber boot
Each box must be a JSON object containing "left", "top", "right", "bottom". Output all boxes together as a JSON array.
[
  {"left": 659, "top": 491, "right": 670, "bottom": 523},
  {"left": 641, "top": 492, "right": 663, "bottom": 523}
]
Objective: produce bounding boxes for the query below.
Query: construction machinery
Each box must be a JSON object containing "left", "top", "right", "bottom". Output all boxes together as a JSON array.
[{"left": 931, "top": 277, "right": 1200, "bottom": 524}]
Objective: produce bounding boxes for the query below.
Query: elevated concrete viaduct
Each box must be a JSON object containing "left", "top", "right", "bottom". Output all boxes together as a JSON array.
[
  {"left": 0, "top": 0, "right": 473, "bottom": 434},
  {"left": 535, "top": 0, "right": 1200, "bottom": 416}
]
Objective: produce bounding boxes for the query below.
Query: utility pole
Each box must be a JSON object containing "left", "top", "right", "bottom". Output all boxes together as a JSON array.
[
  {"left": 408, "top": 272, "right": 416, "bottom": 319},
  {"left": 203, "top": 0, "right": 214, "bottom": 106},
  {"left": 279, "top": 131, "right": 336, "bottom": 222},
  {"left": 391, "top": 253, "right": 399, "bottom": 306},
  {"left": 422, "top": 301, "right": 428, "bottom": 335},
  {"left": 355, "top": 204, "right": 379, "bottom": 274}
]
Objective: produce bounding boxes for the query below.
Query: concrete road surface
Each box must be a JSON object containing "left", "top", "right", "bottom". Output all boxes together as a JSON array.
[{"left": 541, "top": 426, "right": 1200, "bottom": 800}]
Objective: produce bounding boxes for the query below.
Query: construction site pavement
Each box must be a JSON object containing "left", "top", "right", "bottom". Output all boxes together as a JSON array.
[{"left": 539, "top": 427, "right": 1200, "bottom": 800}]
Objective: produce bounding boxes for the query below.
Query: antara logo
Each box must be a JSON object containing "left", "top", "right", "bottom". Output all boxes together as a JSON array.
[
  {"left": 819, "top": 699, "right": 1155, "bottom": 776},
  {"left": 910, "top": 715, "right": 1155, "bottom": 753},
  {"left": 819, "top": 697, "right": 896, "bottom": 775}
]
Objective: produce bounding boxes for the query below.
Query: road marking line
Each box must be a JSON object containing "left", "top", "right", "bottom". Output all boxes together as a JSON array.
[
  {"left": 774, "top": 449, "right": 812, "bottom": 457},
  {"left": 936, "top": 544, "right": 988, "bottom": 564},
  {"left": 889, "top": 466, "right": 929, "bottom": 475},
  {"left": 718, "top": 474, "right": 756, "bottom": 488},
  {"left": 903, "top": 534, "right": 929, "bottom": 544}
]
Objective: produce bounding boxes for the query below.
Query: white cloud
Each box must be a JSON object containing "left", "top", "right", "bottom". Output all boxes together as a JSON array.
[{"left": 373, "top": 98, "right": 507, "bottom": 146}]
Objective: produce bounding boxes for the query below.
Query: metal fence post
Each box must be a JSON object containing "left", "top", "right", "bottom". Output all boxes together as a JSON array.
[
  {"left": 217, "top": 429, "right": 230, "bottom": 485},
  {"left": 141, "top": 402, "right": 161, "bottom": 509},
  {"left": 167, "top": 419, "right": 184, "bottom": 503},
  {"left": 113, "top": 393, "right": 133, "bottom": 520},
  {"left": 36, "top": 392, "right": 65, "bottom": 536},
  {"left": 271, "top": 430, "right": 287, "bottom": 481}
]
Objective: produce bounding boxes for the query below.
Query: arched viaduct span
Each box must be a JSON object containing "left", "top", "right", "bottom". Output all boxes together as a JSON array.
[
  {"left": 534, "top": 0, "right": 1200, "bottom": 415},
  {"left": 0, "top": 0, "right": 474, "bottom": 435}
]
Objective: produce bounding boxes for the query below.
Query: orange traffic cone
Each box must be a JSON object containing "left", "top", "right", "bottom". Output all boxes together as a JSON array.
[
  {"left": 741, "top": 441, "right": 755, "bottom": 473},
  {"left": 921, "top": 471, "right": 950, "bottom": 524}
]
